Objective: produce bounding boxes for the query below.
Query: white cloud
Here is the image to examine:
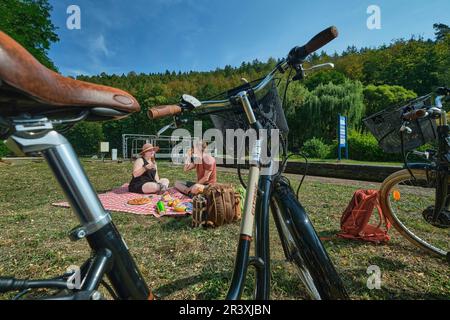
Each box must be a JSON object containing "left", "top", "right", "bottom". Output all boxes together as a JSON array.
[{"left": 91, "top": 34, "right": 110, "bottom": 57}]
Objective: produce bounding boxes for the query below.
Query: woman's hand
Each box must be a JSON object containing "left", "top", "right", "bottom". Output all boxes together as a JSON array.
[{"left": 145, "top": 162, "right": 156, "bottom": 170}]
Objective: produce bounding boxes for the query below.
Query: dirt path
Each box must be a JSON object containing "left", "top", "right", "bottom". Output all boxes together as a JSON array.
[{"left": 216, "top": 166, "right": 381, "bottom": 189}]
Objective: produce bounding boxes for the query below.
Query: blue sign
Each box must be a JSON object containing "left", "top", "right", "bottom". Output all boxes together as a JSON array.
[{"left": 338, "top": 115, "right": 348, "bottom": 160}]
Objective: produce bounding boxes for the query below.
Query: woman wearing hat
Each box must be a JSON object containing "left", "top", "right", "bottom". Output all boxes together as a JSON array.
[{"left": 128, "top": 143, "right": 170, "bottom": 194}]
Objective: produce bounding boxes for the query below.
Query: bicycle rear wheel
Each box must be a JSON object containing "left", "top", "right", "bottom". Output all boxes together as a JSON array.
[
  {"left": 379, "top": 169, "right": 449, "bottom": 258},
  {"left": 271, "top": 181, "right": 348, "bottom": 300}
]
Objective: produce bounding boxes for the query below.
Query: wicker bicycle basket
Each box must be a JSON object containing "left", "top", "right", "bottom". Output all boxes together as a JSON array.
[
  {"left": 209, "top": 79, "right": 289, "bottom": 135},
  {"left": 363, "top": 95, "right": 437, "bottom": 154}
]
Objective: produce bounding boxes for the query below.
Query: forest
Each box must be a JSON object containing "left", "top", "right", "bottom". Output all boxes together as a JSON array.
[{"left": 0, "top": 1, "right": 449, "bottom": 161}]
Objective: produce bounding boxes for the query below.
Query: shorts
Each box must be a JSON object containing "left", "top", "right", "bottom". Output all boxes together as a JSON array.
[{"left": 184, "top": 181, "right": 209, "bottom": 188}]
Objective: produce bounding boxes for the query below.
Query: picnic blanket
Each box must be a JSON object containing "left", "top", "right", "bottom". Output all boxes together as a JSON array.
[{"left": 52, "top": 185, "right": 192, "bottom": 217}]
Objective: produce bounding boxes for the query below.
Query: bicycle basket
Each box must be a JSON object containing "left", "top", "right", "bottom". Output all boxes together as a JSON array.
[
  {"left": 363, "top": 95, "right": 437, "bottom": 154},
  {"left": 209, "top": 79, "right": 289, "bottom": 136}
]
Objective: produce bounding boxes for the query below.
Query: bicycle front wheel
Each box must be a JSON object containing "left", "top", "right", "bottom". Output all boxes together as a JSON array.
[
  {"left": 379, "top": 169, "right": 450, "bottom": 258},
  {"left": 271, "top": 182, "right": 349, "bottom": 300}
]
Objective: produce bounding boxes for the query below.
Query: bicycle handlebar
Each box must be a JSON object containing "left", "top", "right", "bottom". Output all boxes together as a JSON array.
[
  {"left": 288, "top": 26, "right": 339, "bottom": 65},
  {"left": 147, "top": 104, "right": 182, "bottom": 120},
  {"left": 148, "top": 26, "right": 339, "bottom": 119}
]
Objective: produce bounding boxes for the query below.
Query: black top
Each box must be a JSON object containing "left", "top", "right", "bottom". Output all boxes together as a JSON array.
[{"left": 128, "top": 158, "right": 157, "bottom": 193}]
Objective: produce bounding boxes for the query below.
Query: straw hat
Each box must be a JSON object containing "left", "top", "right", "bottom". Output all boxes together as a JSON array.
[{"left": 140, "top": 143, "right": 160, "bottom": 155}]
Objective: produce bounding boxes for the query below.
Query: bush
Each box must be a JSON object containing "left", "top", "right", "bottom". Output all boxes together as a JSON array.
[
  {"left": 347, "top": 130, "right": 402, "bottom": 162},
  {"left": 0, "top": 140, "right": 10, "bottom": 158},
  {"left": 301, "top": 137, "right": 332, "bottom": 159}
]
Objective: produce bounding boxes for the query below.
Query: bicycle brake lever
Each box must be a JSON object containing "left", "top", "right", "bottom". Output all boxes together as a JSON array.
[{"left": 303, "top": 62, "right": 335, "bottom": 73}]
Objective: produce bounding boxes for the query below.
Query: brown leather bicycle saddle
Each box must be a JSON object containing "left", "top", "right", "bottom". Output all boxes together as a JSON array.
[{"left": 0, "top": 31, "right": 140, "bottom": 120}]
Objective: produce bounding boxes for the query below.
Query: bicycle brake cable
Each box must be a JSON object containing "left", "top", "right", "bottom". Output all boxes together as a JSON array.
[{"left": 401, "top": 130, "right": 416, "bottom": 181}]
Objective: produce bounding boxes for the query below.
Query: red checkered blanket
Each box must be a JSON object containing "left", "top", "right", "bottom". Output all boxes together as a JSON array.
[{"left": 52, "top": 185, "right": 192, "bottom": 217}]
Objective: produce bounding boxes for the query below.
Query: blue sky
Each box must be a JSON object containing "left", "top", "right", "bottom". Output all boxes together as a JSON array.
[{"left": 47, "top": 0, "right": 450, "bottom": 77}]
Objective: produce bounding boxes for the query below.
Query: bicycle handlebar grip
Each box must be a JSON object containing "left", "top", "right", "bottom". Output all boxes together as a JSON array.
[
  {"left": 0, "top": 277, "right": 26, "bottom": 293},
  {"left": 403, "top": 109, "right": 427, "bottom": 121},
  {"left": 288, "top": 26, "right": 338, "bottom": 64},
  {"left": 304, "top": 26, "right": 339, "bottom": 56},
  {"left": 147, "top": 105, "right": 182, "bottom": 119}
]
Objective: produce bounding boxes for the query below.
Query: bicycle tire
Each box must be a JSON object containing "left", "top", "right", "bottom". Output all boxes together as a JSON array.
[{"left": 379, "top": 169, "right": 449, "bottom": 258}]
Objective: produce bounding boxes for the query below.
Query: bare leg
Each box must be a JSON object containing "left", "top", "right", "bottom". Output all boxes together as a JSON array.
[
  {"left": 159, "top": 178, "right": 170, "bottom": 188},
  {"left": 141, "top": 182, "right": 160, "bottom": 194},
  {"left": 175, "top": 180, "right": 191, "bottom": 195}
]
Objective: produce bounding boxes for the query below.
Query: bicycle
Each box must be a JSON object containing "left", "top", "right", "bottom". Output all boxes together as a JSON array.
[
  {"left": 0, "top": 26, "right": 348, "bottom": 300},
  {"left": 364, "top": 87, "right": 450, "bottom": 261},
  {"left": 148, "top": 26, "right": 349, "bottom": 300}
]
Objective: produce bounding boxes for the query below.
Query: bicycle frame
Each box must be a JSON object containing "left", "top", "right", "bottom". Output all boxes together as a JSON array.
[
  {"left": 222, "top": 86, "right": 345, "bottom": 299},
  {"left": 405, "top": 103, "right": 450, "bottom": 222},
  {"left": 1, "top": 117, "right": 151, "bottom": 300}
]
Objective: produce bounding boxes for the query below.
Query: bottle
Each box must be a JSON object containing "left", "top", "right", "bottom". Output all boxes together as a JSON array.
[{"left": 156, "top": 201, "right": 166, "bottom": 214}]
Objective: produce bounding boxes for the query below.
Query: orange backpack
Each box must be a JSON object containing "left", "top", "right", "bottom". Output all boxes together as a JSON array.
[{"left": 337, "top": 189, "right": 391, "bottom": 244}]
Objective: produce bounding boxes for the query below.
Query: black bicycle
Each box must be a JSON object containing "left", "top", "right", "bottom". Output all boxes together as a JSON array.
[
  {"left": 0, "top": 30, "right": 152, "bottom": 300},
  {"left": 0, "top": 26, "right": 348, "bottom": 300},
  {"left": 365, "top": 87, "right": 450, "bottom": 260},
  {"left": 149, "top": 26, "right": 348, "bottom": 300}
]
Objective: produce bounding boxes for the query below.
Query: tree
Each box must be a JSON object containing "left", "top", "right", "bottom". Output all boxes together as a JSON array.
[
  {"left": 303, "top": 70, "right": 347, "bottom": 91},
  {"left": 66, "top": 122, "right": 105, "bottom": 156},
  {"left": 302, "top": 80, "right": 365, "bottom": 142},
  {"left": 434, "top": 23, "right": 450, "bottom": 42},
  {"left": 363, "top": 84, "right": 417, "bottom": 117},
  {"left": 0, "top": 0, "right": 59, "bottom": 70},
  {"left": 285, "top": 80, "right": 365, "bottom": 146}
]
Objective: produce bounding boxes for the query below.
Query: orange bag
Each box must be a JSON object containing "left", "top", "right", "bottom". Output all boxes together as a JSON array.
[{"left": 337, "top": 190, "right": 391, "bottom": 244}]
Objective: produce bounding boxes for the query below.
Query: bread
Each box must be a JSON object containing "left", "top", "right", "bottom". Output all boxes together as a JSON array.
[{"left": 127, "top": 197, "right": 151, "bottom": 205}]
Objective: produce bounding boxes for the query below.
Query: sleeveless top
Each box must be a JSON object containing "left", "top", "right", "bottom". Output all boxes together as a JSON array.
[{"left": 128, "top": 158, "right": 157, "bottom": 193}]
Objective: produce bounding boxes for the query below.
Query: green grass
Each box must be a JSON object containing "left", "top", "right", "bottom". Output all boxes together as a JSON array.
[{"left": 0, "top": 160, "right": 448, "bottom": 300}]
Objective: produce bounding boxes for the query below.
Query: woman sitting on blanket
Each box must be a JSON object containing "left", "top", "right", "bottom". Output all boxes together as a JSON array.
[{"left": 128, "top": 143, "right": 170, "bottom": 194}]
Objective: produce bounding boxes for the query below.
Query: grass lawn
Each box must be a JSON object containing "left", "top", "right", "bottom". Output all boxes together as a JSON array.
[{"left": 0, "top": 160, "right": 448, "bottom": 300}]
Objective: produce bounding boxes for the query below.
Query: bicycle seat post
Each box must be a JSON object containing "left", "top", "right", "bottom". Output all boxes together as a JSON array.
[
  {"left": 6, "top": 117, "right": 111, "bottom": 233},
  {"left": 5, "top": 116, "right": 152, "bottom": 299}
]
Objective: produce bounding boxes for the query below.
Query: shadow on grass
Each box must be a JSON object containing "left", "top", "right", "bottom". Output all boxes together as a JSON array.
[
  {"left": 154, "top": 271, "right": 232, "bottom": 299},
  {"left": 160, "top": 217, "right": 192, "bottom": 231},
  {"left": 317, "top": 229, "right": 436, "bottom": 254},
  {"left": 340, "top": 268, "right": 450, "bottom": 300}
]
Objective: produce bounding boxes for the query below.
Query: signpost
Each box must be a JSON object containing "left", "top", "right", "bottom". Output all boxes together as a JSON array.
[
  {"left": 100, "top": 142, "right": 110, "bottom": 162},
  {"left": 338, "top": 115, "right": 348, "bottom": 160}
]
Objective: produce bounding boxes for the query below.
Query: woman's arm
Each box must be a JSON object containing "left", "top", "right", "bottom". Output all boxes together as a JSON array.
[
  {"left": 132, "top": 158, "right": 147, "bottom": 178},
  {"left": 155, "top": 163, "right": 160, "bottom": 181},
  {"left": 197, "top": 170, "right": 212, "bottom": 184},
  {"left": 183, "top": 149, "right": 196, "bottom": 172}
]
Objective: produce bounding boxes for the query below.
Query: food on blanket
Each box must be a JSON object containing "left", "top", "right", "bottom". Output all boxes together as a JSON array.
[
  {"left": 156, "top": 201, "right": 166, "bottom": 214},
  {"left": 174, "top": 205, "right": 187, "bottom": 212},
  {"left": 168, "top": 199, "right": 181, "bottom": 207},
  {"left": 127, "top": 197, "right": 151, "bottom": 205},
  {"left": 162, "top": 194, "right": 173, "bottom": 202}
]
